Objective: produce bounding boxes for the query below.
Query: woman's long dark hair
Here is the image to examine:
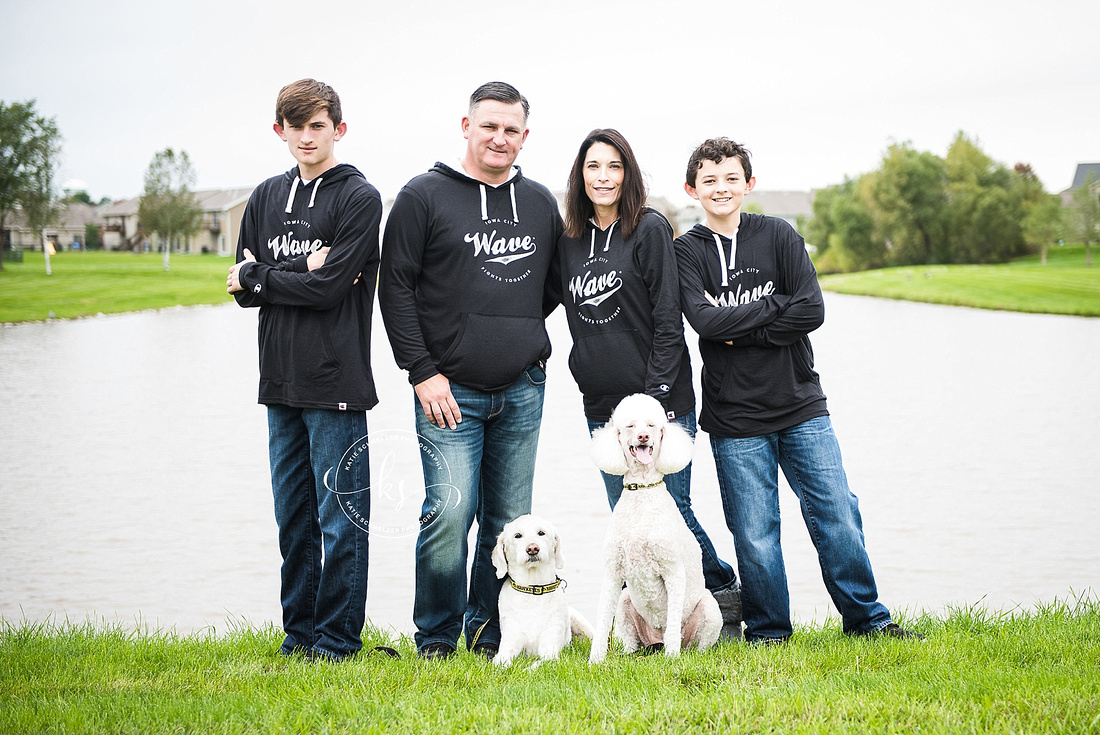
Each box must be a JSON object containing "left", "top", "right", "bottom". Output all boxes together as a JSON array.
[{"left": 564, "top": 128, "right": 647, "bottom": 240}]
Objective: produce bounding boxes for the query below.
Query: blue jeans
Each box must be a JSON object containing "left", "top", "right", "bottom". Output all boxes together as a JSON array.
[
  {"left": 588, "top": 410, "right": 738, "bottom": 594},
  {"left": 267, "top": 405, "right": 370, "bottom": 659},
  {"left": 412, "top": 364, "right": 546, "bottom": 651},
  {"left": 710, "top": 415, "right": 892, "bottom": 640}
]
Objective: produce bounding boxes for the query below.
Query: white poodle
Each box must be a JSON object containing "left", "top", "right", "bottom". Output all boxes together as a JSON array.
[
  {"left": 588, "top": 394, "right": 722, "bottom": 662},
  {"left": 491, "top": 513, "right": 594, "bottom": 667}
]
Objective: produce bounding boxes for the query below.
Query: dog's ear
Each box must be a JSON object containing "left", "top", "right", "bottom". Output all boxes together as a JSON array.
[
  {"left": 553, "top": 530, "right": 565, "bottom": 570},
  {"left": 491, "top": 529, "right": 510, "bottom": 579},
  {"left": 655, "top": 421, "right": 694, "bottom": 475},
  {"left": 591, "top": 423, "right": 629, "bottom": 475}
]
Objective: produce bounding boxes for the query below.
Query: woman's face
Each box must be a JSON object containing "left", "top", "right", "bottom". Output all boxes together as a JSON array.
[{"left": 583, "top": 142, "right": 625, "bottom": 212}]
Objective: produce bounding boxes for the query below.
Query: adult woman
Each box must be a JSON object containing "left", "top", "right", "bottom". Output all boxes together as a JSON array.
[{"left": 558, "top": 129, "right": 742, "bottom": 636}]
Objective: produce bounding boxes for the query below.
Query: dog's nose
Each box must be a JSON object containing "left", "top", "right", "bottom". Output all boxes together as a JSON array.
[
  {"left": 637, "top": 431, "right": 649, "bottom": 443},
  {"left": 526, "top": 543, "right": 540, "bottom": 556}
]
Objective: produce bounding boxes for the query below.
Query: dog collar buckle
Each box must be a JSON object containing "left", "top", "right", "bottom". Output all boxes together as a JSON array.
[{"left": 509, "top": 576, "right": 564, "bottom": 595}]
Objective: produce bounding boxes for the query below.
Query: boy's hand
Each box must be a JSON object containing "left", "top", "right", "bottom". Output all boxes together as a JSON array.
[
  {"left": 306, "top": 245, "right": 361, "bottom": 283},
  {"left": 306, "top": 246, "right": 330, "bottom": 271},
  {"left": 226, "top": 249, "right": 256, "bottom": 293}
]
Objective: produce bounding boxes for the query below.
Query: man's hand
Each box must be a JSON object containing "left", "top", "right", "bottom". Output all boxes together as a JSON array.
[
  {"left": 227, "top": 248, "right": 256, "bottom": 293},
  {"left": 414, "top": 374, "right": 462, "bottom": 430}
]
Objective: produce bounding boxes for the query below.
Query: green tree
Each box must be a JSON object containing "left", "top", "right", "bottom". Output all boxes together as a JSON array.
[
  {"left": 0, "top": 99, "right": 62, "bottom": 271},
  {"left": 868, "top": 143, "right": 947, "bottom": 266},
  {"left": 1069, "top": 172, "right": 1099, "bottom": 266},
  {"left": 138, "top": 148, "right": 202, "bottom": 271},
  {"left": 1022, "top": 194, "right": 1064, "bottom": 265},
  {"left": 84, "top": 222, "right": 101, "bottom": 250},
  {"left": 943, "top": 133, "right": 1025, "bottom": 264},
  {"left": 806, "top": 177, "right": 881, "bottom": 273}
]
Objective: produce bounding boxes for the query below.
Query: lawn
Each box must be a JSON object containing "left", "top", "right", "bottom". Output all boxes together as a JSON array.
[
  {"left": 818, "top": 245, "right": 1100, "bottom": 316},
  {"left": 0, "top": 250, "right": 234, "bottom": 323},
  {"left": 2, "top": 598, "right": 1098, "bottom": 734}
]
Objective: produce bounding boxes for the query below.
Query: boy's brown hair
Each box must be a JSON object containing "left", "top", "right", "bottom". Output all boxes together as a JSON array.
[
  {"left": 275, "top": 79, "right": 342, "bottom": 127},
  {"left": 685, "top": 138, "right": 753, "bottom": 187}
]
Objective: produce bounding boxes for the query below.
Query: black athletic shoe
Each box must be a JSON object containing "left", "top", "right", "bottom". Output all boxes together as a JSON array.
[
  {"left": 418, "top": 642, "right": 456, "bottom": 660},
  {"left": 471, "top": 642, "right": 499, "bottom": 661}
]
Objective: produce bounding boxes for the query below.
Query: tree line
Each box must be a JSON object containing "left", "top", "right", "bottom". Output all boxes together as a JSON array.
[
  {"left": 1, "top": 99, "right": 202, "bottom": 272},
  {"left": 807, "top": 132, "right": 1098, "bottom": 272},
  {"left": 4, "top": 101, "right": 1097, "bottom": 275}
]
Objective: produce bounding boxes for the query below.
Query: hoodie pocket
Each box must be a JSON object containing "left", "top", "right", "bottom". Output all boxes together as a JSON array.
[
  {"left": 438, "top": 312, "right": 549, "bottom": 390},
  {"left": 568, "top": 329, "right": 647, "bottom": 399}
]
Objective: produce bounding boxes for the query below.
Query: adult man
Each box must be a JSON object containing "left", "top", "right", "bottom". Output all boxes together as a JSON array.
[
  {"left": 227, "top": 79, "right": 382, "bottom": 660},
  {"left": 379, "top": 82, "right": 562, "bottom": 660}
]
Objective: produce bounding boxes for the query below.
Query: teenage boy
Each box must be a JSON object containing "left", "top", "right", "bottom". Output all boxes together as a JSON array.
[
  {"left": 227, "top": 79, "right": 383, "bottom": 661},
  {"left": 673, "top": 137, "right": 922, "bottom": 644},
  {"left": 378, "top": 81, "right": 562, "bottom": 660}
]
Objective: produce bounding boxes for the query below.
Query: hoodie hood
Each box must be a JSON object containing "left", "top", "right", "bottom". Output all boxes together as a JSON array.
[
  {"left": 280, "top": 163, "right": 363, "bottom": 214},
  {"left": 430, "top": 161, "right": 524, "bottom": 224},
  {"left": 685, "top": 214, "right": 769, "bottom": 287}
]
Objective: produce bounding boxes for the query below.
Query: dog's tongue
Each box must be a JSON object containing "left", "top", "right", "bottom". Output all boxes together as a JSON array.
[{"left": 633, "top": 445, "right": 654, "bottom": 465}]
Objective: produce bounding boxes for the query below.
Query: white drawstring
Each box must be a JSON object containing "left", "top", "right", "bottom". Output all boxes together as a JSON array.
[
  {"left": 284, "top": 177, "right": 300, "bottom": 214},
  {"left": 713, "top": 228, "right": 738, "bottom": 287},
  {"left": 307, "top": 177, "right": 323, "bottom": 208},
  {"left": 478, "top": 181, "right": 520, "bottom": 223}
]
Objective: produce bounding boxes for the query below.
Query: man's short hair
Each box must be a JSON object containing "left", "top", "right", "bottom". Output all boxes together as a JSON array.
[
  {"left": 275, "top": 79, "right": 342, "bottom": 127},
  {"left": 685, "top": 138, "right": 753, "bottom": 187},
  {"left": 468, "top": 81, "right": 530, "bottom": 122}
]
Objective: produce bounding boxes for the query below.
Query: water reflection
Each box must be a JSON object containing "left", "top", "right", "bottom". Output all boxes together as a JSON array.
[{"left": 0, "top": 295, "right": 1096, "bottom": 635}]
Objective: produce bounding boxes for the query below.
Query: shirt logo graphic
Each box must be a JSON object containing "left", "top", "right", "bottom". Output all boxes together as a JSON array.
[{"left": 569, "top": 269, "right": 622, "bottom": 307}]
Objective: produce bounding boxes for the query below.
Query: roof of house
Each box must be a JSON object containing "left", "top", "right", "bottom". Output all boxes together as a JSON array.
[
  {"left": 98, "top": 187, "right": 255, "bottom": 217},
  {"left": 3, "top": 202, "right": 104, "bottom": 230},
  {"left": 1071, "top": 163, "right": 1100, "bottom": 189}
]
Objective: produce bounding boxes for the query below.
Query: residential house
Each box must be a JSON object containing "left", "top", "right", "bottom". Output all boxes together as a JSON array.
[
  {"left": 2, "top": 202, "right": 104, "bottom": 251},
  {"left": 99, "top": 187, "right": 254, "bottom": 255}
]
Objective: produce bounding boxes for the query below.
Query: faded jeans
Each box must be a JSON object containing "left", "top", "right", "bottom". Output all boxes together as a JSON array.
[
  {"left": 710, "top": 415, "right": 891, "bottom": 641},
  {"left": 412, "top": 364, "right": 546, "bottom": 651}
]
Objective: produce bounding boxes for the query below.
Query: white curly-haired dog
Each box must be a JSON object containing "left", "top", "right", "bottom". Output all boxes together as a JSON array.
[
  {"left": 588, "top": 393, "right": 722, "bottom": 662},
  {"left": 491, "top": 513, "right": 594, "bottom": 667}
]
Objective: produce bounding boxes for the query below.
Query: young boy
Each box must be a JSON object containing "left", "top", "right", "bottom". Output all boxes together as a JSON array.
[
  {"left": 227, "top": 79, "right": 384, "bottom": 660},
  {"left": 673, "top": 137, "right": 922, "bottom": 644}
]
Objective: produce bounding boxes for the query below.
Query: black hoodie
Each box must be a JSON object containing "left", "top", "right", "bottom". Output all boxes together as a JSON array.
[
  {"left": 558, "top": 208, "right": 694, "bottom": 422},
  {"left": 674, "top": 213, "right": 827, "bottom": 437},
  {"left": 379, "top": 162, "right": 562, "bottom": 393},
  {"left": 233, "top": 163, "right": 382, "bottom": 411}
]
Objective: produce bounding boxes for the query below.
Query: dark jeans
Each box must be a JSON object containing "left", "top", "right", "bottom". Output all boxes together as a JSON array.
[{"left": 268, "top": 404, "right": 370, "bottom": 659}]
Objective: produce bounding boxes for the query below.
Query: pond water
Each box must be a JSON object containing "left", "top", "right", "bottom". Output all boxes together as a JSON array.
[{"left": 1, "top": 294, "right": 1097, "bottom": 636}]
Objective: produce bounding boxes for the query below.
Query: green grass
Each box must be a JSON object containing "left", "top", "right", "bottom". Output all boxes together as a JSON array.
[
  {"left": 819, "top": 245, "right": 1100, "bottom": 316},
  {"left": 0, "top": 250, "right": 234, "bottom": 323},
  {"left": 3, "top": 598, "right": 1099, "bottom": 733}
]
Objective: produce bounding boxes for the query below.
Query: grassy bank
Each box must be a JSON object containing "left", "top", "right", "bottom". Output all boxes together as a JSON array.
[
  {"left": 0, "top": 251, "right": 233, "bottom": 323},
  {"left": 2, "top": 599, "right": 1098, "bottom": 733},
  {"left": 819, "top": 245, "right": 1100, "bottom": 316}
]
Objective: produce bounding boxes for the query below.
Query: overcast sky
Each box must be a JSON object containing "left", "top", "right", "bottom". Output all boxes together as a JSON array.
[{"left": 3, "top": 0, "right": 1096, "bottom": 207}]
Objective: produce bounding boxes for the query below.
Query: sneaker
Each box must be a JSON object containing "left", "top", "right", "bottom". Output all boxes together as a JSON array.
[
  {"left": 747, "top": 636, "right": 789, "bottom": 647},
  {"left": 875, "top": 623, "right": 925, "bottom": 640},
  {"left": 417, "top": 642, "right": 456, "bottom": 660},
  {"left": 471, "top": 641, "right": 499, "bottom": 661}
]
